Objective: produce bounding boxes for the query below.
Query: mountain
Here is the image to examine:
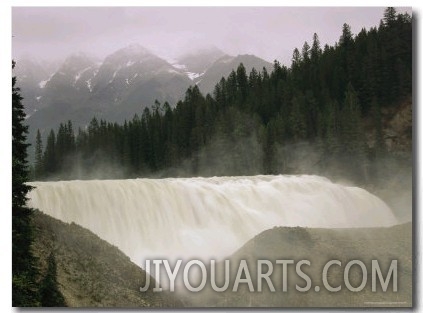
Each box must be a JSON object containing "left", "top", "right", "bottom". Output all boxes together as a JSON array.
[
  {"left": 24, "top": 53, "right": 100, "bottom": 144},
  {"left": 25, "top": 44, "right": 193, "bottom": 144},
  {"left": 31, "top": 210, "right": 182, "bottom": 307},
  {"left": 195, "top": 54, "right": 272, "bottom": 95},
  {"left": 13, "top": 58, "right": 58, "bottom": 117},
  {"left": 87, "top": 44, "right": 191, "bottom": 121},
  {"left": 39, "top": 53, "right": 99, "bottom": 108},
  {"left": 16, "top": 45, "right": 271, "bottom": 154}
]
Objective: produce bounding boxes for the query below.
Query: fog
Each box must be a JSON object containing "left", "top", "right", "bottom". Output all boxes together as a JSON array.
[{"left": 12, "top": 7, "right": 411, "bottom": 65}]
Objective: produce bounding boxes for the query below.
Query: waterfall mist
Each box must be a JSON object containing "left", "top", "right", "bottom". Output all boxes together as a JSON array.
[{"left": 27, "top": 175, "right": 398, "bottom": 270}]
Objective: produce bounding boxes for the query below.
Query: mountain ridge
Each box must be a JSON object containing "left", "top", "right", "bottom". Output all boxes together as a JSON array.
[{"left": 17, "top": 44, "right": 271, "bottom": 152}]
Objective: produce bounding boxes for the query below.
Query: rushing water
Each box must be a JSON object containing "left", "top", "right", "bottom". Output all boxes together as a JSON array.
[{"left": 27, "top": 175, "right": 397, "bottom": 267}]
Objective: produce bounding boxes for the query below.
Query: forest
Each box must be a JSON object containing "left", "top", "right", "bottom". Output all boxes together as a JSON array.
[{"left": 31, "top": 8, "right": 412, "bottom": 184}]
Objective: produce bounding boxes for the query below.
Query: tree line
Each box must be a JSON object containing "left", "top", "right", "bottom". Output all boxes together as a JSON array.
[{"left": 31, "top": 8, "right": 411, "bottom": 184}]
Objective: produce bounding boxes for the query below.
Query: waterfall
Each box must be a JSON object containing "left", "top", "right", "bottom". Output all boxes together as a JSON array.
[{"left": 27, "top": 175, "right": 397, "bottom": 267}]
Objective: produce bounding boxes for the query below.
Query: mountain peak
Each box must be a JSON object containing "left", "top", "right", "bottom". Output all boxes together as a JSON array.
[
  {"left": 116, "top": 43, "right": 153, "bottom": 56},
  {"left": 60, "top": 53, "right": 97, "bottom": 74},
  {"left": 103, "top": 44, "right": 159, "bottom": 67}
]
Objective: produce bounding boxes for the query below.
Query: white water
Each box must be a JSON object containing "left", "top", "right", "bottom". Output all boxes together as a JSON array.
[{"left": 27, "top": 175, "right": 397, "bottom": 267}]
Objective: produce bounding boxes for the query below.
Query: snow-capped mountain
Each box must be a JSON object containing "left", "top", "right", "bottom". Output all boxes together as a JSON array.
[
  {"left": 39, "top": 53, "right": 99, "bottom": 108},
  {"left": 88, "top": 44, "right": 191, "bottom": 111},
  {"left": 13, "top": 58, "right": 58, "bottom": 117},
  {"left": 14, "top": 44, "right": 271, "bottom": 154},
  {"left": 24, "top": 45, "right": 193, "bottom": 145}
]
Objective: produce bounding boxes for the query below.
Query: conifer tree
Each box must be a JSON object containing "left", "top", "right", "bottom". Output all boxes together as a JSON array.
[
  {"left": 383, "top": 7, "right": 397, "bottom": 27},
  {"left": 43, "top": 130, "right": 56, "bottom": 177},
  {"left": 12, "top": 61, "right": 40, "bottom": 306},
  {"left": 34, "top": 130, "right": 43, "bottom": 180}
]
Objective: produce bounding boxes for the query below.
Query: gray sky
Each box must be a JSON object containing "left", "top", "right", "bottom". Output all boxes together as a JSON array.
[{"left": 12, "top": 7, "right": 411, "bottom": 66}]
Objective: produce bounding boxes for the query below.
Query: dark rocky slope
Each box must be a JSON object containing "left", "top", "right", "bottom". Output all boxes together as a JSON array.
[{"left": 31, "top": 210, "right": 181, "bottom": 307}]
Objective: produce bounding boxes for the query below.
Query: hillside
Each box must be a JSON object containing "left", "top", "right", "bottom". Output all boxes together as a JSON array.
[
  {"left": 31, "top": 210, "right": 182, "bottom": 307},
  {"left": 185, "top": 222, "right": 412, "bottom": 308}
]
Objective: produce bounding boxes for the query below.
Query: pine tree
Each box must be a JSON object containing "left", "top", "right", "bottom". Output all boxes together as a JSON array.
[
  {"left": 311, "top": 33, "right": 321, "bottom": 61},
  {"left": 55, "top": 123, "right": 66, "bottom": 172},
  {"left": 12, "top": 61, "right": 40, "bottom": 306},
  {"left": 236, "top": 63, "right": 248, "bottom": 103},
  {"left": 34, "top": 130, "right": 43, "bottom": 180},
  {"left": 66, "top": 120, "right": 76, "bottom": 154},
  {"left": 339, "top": 23, "right": 353, "bottom": 46},
  {"left": 43, "top": 130, "right": 56, "bottom": 177},
  {"left": 289, "top": 93, "right": 307, "bottom": 140},
  {"left": 383, "top": 7, "right": 397, "bottom": 27},
  {"left": 301, "top": 41, "right": 310, "bottom": 61},
  {"left": 291, "top": 48, "right": 301, "bottom": 67}
]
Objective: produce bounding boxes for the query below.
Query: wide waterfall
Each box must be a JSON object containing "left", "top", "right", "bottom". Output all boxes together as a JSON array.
[{"left": 27, "top": 175, "right": 397, "bottom": 267}]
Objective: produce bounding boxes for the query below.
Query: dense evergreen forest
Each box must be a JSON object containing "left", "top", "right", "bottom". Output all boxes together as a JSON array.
[{"left": 31, "top": 8, "right": 411, "bottom": 184}]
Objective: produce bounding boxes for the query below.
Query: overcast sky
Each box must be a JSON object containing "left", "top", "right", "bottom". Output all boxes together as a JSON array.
[{"left": 12, "top": 7, "right": 411, "bottom": 66}]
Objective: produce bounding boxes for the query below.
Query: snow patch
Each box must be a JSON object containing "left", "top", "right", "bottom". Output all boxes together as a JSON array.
[
  {"left": 109, "top": 66, "right": 122, "bottom": 83},
  {"left": 74, "top": 66, "right": 92, "bottom": 84},
  {"left": 126, "top": 60, "right": 135, "bottom": 67},
  {"left": 125, "top": 73, "right": 140, "bottom": 86},
  {"left": 172, "top": 63, "right": 187, "bottom": 70},
  {"left": 36, "top": 96, "right": 42, "bottom": 101},
  {"left": 25, "top": 108, "right": 37, "bottom": 120},
  {"left": 39, "top": 73, "right": 54, "bottom": 88},
  {"left": 86, "top": 79, "right": 93, "bottom": 92},
  {"left": 39, "top": 80, "right": 48, "bottom": 88},
  {"left": 187, "top": 72, "right": 204, "bottom": 80}
]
